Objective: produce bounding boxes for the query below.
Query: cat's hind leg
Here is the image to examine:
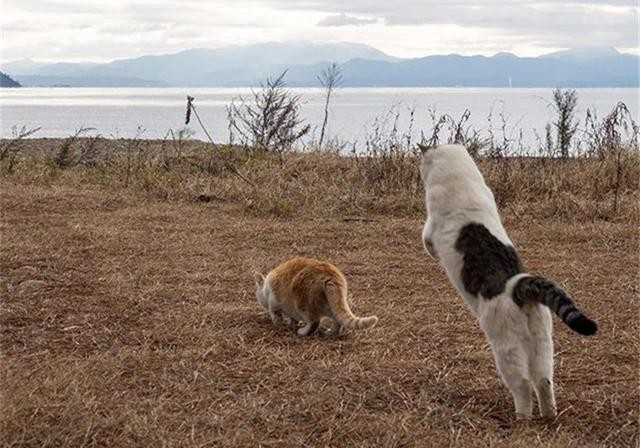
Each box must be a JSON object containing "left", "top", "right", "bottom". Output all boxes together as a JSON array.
[
  {"left": 296, "top": 312, "right": 320, "bottom": 336},
  {"left": 493, "top": 343, "right": 533, "bottom": 418},
  {"left": 327, "top": 319, "right": 342, "bottom": 337},
  {"left": 297, "top": 320, "right": 319, "bottom": 336},
  {"left": 533, "top": 375, "right": 556, "bottom": 418},
  {"left": 481, "top": 298, "right": 533, "bottom": 419},
  {"left": 284, "top": 315, "right": 300, "bottom": 330},
  {"left": 528, "top": 306, "right": 557, "bottom": 417}
]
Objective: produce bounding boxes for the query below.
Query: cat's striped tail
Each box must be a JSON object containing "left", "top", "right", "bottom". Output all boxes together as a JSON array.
[
  {"left": 513, "top": 275, "right": 597, "bottom": 336},
  {"left": 324, "top": 280, "right": 378, "bottom": 330}
]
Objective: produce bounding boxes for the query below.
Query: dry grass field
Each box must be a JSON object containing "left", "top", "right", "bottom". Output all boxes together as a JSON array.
[{"left": 1, "top": 140, "right": 639, "bottom": 447}]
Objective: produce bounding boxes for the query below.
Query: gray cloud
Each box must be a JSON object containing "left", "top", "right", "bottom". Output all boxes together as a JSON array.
[
  {"left": 2, "top": 0, "right": 637, "bottom": 62},
  {"left": 317, "top": 13, "right": 376, "bottom": 26},
  {"left": 271, "top": 0, "right": 639, "bottom": 48}
]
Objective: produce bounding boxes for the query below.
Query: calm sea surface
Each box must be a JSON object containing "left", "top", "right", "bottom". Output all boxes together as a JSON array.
[{"left": 1, "top": 87, "right": 637, "bottom": 149}]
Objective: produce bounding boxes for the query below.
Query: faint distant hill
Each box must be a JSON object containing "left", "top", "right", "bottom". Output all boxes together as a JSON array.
[
  {"left": 540, "top": 45, "right": 622, "bottom": 62},
  {"left": 327, "top": 49, "right": 638, "bottom": 88},
  {"left": 3, "top": 42, "right": 396, "bottom": 87},
  {"left": 0, "top": 71, "right": 21, "bottom": 87},
  {"left": 14, "top": 75, "right": 167, "bottom": 87},
  {"left": 3, "top": 43, "right": 638, "bottom": 88},
  {"left": 82, "top": 41, "right": 398, "bottom": 86}
]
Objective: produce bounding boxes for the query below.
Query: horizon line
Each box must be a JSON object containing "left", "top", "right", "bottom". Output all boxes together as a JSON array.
[{"left": 3, "top": 41, "right": 637, "bottom": 66}]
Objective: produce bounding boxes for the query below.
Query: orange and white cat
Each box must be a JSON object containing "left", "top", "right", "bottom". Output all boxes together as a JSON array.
[{"left": 254, "top": 257, "right": 378, "bottom": 336}]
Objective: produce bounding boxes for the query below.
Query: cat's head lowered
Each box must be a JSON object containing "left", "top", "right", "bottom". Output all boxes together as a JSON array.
[{"left": 254, "top": 272, "right": 268, "bottom": 309}]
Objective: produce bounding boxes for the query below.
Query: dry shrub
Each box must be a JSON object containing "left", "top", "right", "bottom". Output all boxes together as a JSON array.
[
  {"left": 480, "top": 150, "right": 639, "bottom": 221},
  {"left": 226, "top": 71, "right": 310, "bottom": 154},
  {"left": 5, "top": 93, "right": 638, "bottom": 221},
  {"left": 551, "top": 89, "right": 579, "bottom": 158},
  {"left": 2, "top": 130, "right": 638, "bottom": 222},
  {"left": 0, "top": 126, "right": 41, "bottom": 173}
]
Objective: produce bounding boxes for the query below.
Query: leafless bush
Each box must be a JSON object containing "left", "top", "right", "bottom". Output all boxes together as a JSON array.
[
  {"left": 445, "top": 109, "right": 470, "bottom": 144},
  {"left": 2, "top": 89, "right": 637, "bottom": 220},
  {"left": 159, "top": 128, "right": 195, "bottom": 171},
  {"left": 227, "top": 71, "right": 310, "bottom": 154},
  {"left": 584, "top": 102, "right": 638, "bottom": 159},
  {"left": 421, "top": 107, "right": 448, "bottom": 148},
  {"left": 76, "top": 133, "right": 103, "bottom": 166},
  {"left": 169, "top": 128, "right": 195, "bottom": 159},
  {"left": 485, "top": 103, "right": 523, "bottom": 158},
  {"left": 107, "top": 127, "right": 148, "bottom": 187},
  {"left": 0, "top": 126, "right": 40, "bottom": 172},
  {"left": 421, "top": 108, "right": 487, "bottom": 157},
  {"left": 317, "top": 63, "right": 343, "bottom": 149},
  {"left": 445, "top": 109, "right": 487, "bottom": 157},
  {"left": 185, "top": 96, "right": 254, "bottom": 186},
  {"left": 583, "top": 102, "right": 639, "bottom": 214},
  {"left": 353, "top": 106, "right": 421, "bottom": 200},
  {"left": 51, "top": 127, "right": 96, "bottom": 168}
]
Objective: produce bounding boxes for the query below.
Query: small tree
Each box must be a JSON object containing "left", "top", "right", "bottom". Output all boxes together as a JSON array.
[
  {"left": 317, "top": 63, "right": 343, "bottom": 149},
  {"left": 552, "top": 88, "right": 578, "bottom": 157},
  {"left": 227, "top": 70, "right": 310, "bottom": 154}
]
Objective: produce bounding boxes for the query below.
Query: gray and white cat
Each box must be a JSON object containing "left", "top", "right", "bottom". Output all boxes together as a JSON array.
[{"left": 418, "top": 143, "right": 597, "bottom": 419}]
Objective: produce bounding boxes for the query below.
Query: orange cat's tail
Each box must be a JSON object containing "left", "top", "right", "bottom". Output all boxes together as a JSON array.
[{"left": 324, "top": 280, "right": 378, "bottom": 330}]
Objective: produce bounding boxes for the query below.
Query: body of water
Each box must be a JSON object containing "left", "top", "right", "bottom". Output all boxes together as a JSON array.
[{"left": 1, "top": 87, "right": 637, "bottom": 150}]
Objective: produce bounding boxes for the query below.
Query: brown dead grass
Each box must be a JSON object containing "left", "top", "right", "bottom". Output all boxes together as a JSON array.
[
  {"left": 3, "top": 138, "right": 639, "bottom": 223},
  {"left": 1, "top": 172, "right": 638, "bottom": 446}
]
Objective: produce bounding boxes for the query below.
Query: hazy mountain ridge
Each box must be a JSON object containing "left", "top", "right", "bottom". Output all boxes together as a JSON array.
[
  {"left": 13, "top": 75, "right": 167, "bottom": 88},
  {"left": 0, "top": 71, "right": 21, "bottom": 87},
  {"left": 2, "top": 42, "right": 637, "bottom": 87}
]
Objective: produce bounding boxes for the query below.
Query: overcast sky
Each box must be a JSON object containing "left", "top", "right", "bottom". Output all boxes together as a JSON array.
[{"left": 2, "top": 0, "right": 638, "bottom": 62}]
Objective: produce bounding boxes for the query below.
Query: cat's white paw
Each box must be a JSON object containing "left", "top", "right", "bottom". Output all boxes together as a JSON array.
[
  {"left": 326, "top": 323, "right": 343, "bottom": 337},
  {"left": 540, "top": 408, "right": 557, "bottom": 418},
  {"left": 297, "top": 322, "right": 318, "bottom": 336},
  {"left": 270, "top": 312, "right": 283, "bottom": 325}
]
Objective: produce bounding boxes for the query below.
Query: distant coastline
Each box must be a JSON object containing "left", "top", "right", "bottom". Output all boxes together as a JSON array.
[
  {"left": 2, "top": 42, "right": 638, "bottom": 88},
  {"left": 2, "top": 87, "right": 637, "bottom": 151}
]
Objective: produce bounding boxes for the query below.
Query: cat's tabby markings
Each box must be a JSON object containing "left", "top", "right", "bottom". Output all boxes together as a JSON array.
[{"left": 254, "top": 257, "right": 378, "bottom": 336}]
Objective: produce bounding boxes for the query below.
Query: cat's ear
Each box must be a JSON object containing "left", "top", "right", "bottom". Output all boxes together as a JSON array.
[
  {"left": 417, "top": 143, "right": 431, "bottom": 154},
  {"left": 254, "top": 272, "right": 265, "bottom": 288}
]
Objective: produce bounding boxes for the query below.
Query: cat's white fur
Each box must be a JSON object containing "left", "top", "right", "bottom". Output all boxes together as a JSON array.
[{"left": 420, "top": 144, "right": 556, "bottom": 418}]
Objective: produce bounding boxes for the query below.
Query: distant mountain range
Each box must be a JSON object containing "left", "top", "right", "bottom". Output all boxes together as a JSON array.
[
  {"left": 2, "top": 42, "right": 638, "bottom": 88},
  {"left": 0, "top": 71, "right": 21, "bottom": 87}
]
